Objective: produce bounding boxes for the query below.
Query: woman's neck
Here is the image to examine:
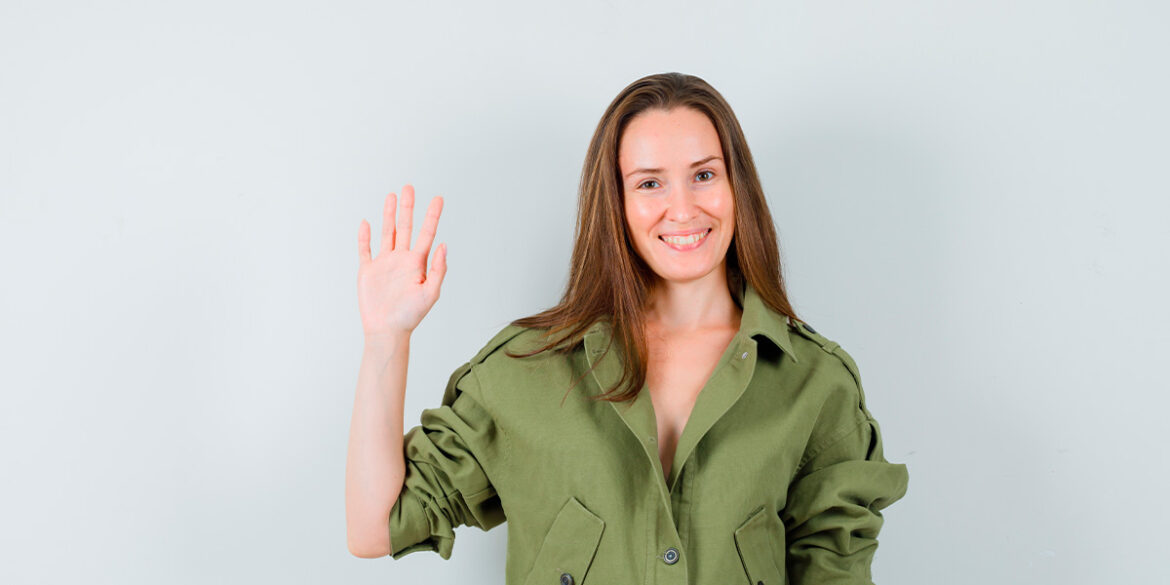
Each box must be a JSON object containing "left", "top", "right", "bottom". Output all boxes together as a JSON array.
[{"left": 643, "top": 274, "right": 741, "bottom": 335}]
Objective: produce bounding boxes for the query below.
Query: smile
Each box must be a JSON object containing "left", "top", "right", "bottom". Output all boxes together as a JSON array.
[{"left": 659, "top": 228, "right": 712, "bottom": 251}]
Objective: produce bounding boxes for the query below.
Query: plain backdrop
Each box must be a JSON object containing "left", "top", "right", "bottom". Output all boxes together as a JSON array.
[{"left": 2, "top": 1, "right": 1167, "bottom": 583}]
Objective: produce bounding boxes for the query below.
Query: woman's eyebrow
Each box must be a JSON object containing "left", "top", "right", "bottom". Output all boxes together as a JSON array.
[{"left": 624, "top": 155, "right": 722, "bottom": 179}]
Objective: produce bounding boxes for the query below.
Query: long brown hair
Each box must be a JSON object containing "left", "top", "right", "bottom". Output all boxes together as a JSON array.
[{"left": 506, "top": 72, "right": 804, "bottom": 404}]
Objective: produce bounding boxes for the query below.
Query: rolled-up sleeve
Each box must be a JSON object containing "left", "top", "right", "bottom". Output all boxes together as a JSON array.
[
  {"left": 388, "top": 361, "right": 507, "bottom": 560},
  {"left": 781, "top": 414, "right": 910, "bottom": 584}
]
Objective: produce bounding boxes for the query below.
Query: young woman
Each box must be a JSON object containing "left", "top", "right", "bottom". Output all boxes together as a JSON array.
[{"left": 346, "top": 72, "right": 909, "bottom": 585}]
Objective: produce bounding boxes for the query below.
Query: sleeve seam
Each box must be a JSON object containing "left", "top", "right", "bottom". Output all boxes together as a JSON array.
[
  {"left": 794, "top": 414, "right": 871, "bottom": 478},
  {"left": 469, "top": 362, "right": 512, "bottom": 476}
]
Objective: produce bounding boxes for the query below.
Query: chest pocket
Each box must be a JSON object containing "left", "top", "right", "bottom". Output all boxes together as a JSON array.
[
  {"left": 734, "top": 505, "right": 787, "bottom": 585},
  {"left": 522, "top": 496, "right": 605, "bottom": 585}
]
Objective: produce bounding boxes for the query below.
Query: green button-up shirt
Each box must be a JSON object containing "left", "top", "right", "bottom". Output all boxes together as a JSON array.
[{"left": 388, "top": 281, "right": 910, "bottom": 585}]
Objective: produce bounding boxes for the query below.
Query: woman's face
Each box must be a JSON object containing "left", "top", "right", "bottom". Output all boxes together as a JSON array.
[{"left": 620, "top": 106, "right": 735, "bottom": 286}]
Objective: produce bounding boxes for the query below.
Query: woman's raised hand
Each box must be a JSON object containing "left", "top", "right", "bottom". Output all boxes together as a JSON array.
[{"left": 357, "top": 184, "right": 447, "bottom": 340}]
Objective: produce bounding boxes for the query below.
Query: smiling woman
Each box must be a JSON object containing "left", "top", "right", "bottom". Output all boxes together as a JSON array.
[
  {"left": 347, "top": 72, "right": 910, "bottom": 585},
  {"left": 621, "top": 107, "right": 736, "bottom": 285}
]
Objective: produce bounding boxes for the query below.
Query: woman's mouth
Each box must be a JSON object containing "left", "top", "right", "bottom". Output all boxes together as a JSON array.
[{"left": 658, "top": 228, "right": 712, "bottom": 251}]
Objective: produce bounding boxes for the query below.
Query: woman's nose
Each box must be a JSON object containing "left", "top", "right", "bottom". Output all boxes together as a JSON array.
[{"left": 664, "top": 184, "right": 699, "bottom": 221}]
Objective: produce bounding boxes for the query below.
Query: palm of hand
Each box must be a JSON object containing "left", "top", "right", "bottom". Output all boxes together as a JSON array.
[{"left": 356, "top": 184, "right": 447, "bottom": 338}]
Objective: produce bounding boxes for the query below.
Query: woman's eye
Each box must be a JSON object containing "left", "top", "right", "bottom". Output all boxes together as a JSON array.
[{"left": 638, "top": 172, "right": 712, "bottom": 189}]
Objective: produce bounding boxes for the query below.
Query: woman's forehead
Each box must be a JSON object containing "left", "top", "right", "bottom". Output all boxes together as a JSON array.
[{"left": 619, "top": 110, "right": 722, "bottom": 172}]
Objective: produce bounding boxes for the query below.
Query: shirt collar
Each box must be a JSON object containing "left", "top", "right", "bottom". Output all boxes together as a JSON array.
[
  {"left": 586, "top": 280, "right": 798, "bottom": 364},
  {"left": 736, "top": 279, "right": 799, "bottom": 364}
]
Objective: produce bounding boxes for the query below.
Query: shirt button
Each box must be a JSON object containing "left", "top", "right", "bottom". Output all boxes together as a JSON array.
[
  {"left": 740, "top": 351, "right": 749, "bottom": 359},
  {"left": 560, "top": 572, "right": 574, "bottom": 585},
  {"left": 663, "top": 547, "right": 680, "bottom": 564}
]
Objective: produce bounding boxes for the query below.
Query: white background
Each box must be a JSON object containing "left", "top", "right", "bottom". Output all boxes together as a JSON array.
[{"left": 2, "top": 1, "right": 1167, "bottom": 583}]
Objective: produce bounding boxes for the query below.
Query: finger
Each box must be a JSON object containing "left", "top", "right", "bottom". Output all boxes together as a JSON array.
[
  {"left": 427, "top": 242, "right": 448, "bottom": 300},
  {"left": 414, "top": 196, "right": 444, "bottom": 262},
  {"left": 380, "top": 192, "right": 397, "bottom": 256},
  {"left": 358, "top": 219, "right": 372, "bottom": 264},
  {"left": 396, "top": 184, "right": 415, "bottom": 251}
]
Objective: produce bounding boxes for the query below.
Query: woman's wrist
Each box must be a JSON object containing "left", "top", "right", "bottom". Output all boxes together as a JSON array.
[{"left": 363, "top": 330, "right": 411, "bottom": 353}]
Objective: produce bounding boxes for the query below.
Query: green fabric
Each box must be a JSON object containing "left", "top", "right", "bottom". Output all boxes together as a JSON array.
[{"left": 388, "top": 280, "right": 910, "bottom": 585}]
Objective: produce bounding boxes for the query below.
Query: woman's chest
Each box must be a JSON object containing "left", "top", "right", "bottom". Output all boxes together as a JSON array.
[
  {"left": 644, "top": 331, "right": 737, "bottom": 478},
  {"left": 486, "top": 333, "right": 814, "bottom": 492}
]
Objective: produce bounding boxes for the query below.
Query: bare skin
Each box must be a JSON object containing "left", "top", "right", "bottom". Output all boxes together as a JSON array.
[
  {"left": 620, "top": 106, "right": 742, "bottom": 481},
  {"left": 345, "top": 184, "right": 447, "bottom": 558},
  {"left": 644, "top": 304, "right": 741, "bottom": 483}
]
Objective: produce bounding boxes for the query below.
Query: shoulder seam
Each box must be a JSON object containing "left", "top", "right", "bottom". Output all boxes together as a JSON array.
[
  {"left": 792, "top": 322, "right": 872, "bottom": 414},
  {"left": 829, "top": 345, "right": 870, "bottom": 416},
  {"left": 471, "top": 324, "right": 529, "bottom": 365}
]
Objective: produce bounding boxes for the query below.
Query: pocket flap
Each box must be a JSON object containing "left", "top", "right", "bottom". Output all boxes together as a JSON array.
[
  {"left": 522, "top": 496, "right": 605, "bottom": 585},
  {"left": 733, "top": 505, "right": 786, "bottom": 585}
]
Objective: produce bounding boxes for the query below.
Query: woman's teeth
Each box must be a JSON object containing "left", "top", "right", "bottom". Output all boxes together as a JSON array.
[{"left": 660, "top": 229, "right": 710, "bottom": 247}]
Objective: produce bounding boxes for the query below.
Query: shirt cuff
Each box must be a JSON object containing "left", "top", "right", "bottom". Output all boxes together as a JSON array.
[{"left": 388, "top": 488, "right": 455, "bottom": 560}]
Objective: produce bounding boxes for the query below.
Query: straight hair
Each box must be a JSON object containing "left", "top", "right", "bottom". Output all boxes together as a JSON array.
[{"left": 507, "top": 72, "right": 805, "bottom": 404}]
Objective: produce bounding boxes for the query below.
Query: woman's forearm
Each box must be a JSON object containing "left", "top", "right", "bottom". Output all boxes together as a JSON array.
[{"left": 346, "top": 332, "right": 411, "bottom": 558}]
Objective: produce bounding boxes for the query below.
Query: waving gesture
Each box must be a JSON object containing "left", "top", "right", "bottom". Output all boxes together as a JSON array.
[{"left": 357, "top": 184, "right": 447, "bottom": 339}]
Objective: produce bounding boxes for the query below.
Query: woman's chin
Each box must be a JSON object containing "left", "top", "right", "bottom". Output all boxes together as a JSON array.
[{"left": 649, "top": 265, "right": 722, "bottom": 285}]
